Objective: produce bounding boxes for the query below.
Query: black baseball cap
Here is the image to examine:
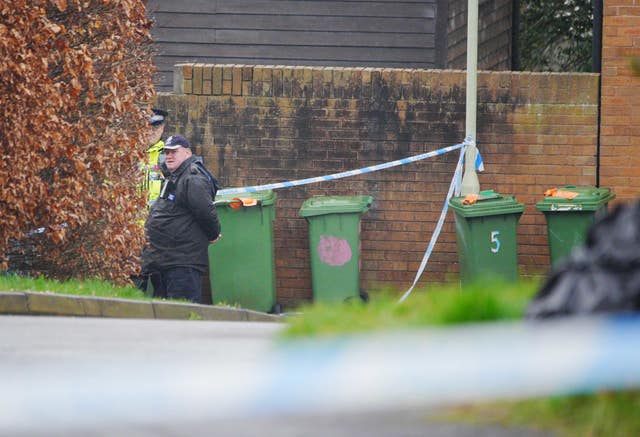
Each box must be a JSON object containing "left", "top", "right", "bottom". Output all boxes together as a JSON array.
[
  {"left": 149, "top": 108, "right": 168, "bottom": 126},
  {"left": 163, "top": 134, "right": 190, "bottom": 150}
]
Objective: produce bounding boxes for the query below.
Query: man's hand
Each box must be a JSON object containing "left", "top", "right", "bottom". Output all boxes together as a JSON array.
[{"left": 209, "top": 234, "right": 222, "bottom": 244}]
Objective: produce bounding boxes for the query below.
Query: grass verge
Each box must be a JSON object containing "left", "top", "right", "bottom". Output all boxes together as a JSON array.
[
  {"left": 282, "top": 279, "right": 640, "bottom": 436},
  {"left": 284, "top": 279, "right": 538, "bottom": 338},
  {"left": 0, "top": 273, "right": 148, "bottom": 300},
  {"left": 0, "top": 274, "right": 262, "bottom": 309},
  {"left": 433, "top": 391, "right": 640, "bottom": 437}
]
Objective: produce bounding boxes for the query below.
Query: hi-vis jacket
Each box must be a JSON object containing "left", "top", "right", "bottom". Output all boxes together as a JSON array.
[{"left": 142, "top": 140, "right": 165, "bottom": 207}]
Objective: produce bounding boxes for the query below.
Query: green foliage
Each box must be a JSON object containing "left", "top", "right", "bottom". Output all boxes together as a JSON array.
[
  {"left": 520, "top": 0, "right": 593, "bottom": 72},
  {"left": 284, "top": 280, "right": 539, "bottom": 338},
  {"left": 437, "top": 391, "right": 640, "bottom": 437},
  {"left": 0, "top": 272, "right": 147, "bottom": 300},
  {"left": 188, "top": 311, "right": 204, "bottom": 320},
  {"left": 632, "top": 57, "right": 640, "bottom": 76}
]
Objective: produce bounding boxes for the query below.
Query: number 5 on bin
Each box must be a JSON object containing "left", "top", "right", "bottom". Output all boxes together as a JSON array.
[{"left": 490, "top": 231, "right": 501, "bottom": 254}]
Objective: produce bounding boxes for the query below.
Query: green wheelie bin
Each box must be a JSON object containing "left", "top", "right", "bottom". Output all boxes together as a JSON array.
[
  {"left": 208, "top": 190, "right": 278, "bottom": 313},
  {"left": 449, "top": 190, "right": 525, "bottom": 285},
  {"left": 536, "top": 185, "right": 615, "bottom": 266},
  {"left": 299, "top": 196, "right": 373, "bottom": 304}
]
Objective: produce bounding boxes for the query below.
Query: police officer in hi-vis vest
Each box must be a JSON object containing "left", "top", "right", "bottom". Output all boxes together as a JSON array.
[
  {"left": 143, "top": 108, "right": 169, "bottom": 207},
  {"left": 134, "top": 108, "right": 169, "bottom": 293}
]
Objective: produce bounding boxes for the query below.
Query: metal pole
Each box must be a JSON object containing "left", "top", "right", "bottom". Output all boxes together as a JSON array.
[
  {"left": 593, "top": 0, "right": 603, "bottom": 187},
  {"left": 460, "top": 0, "right": 480, "bottom": 195},
  {"left": 512, "top": 0, "right": 520, "bottom": 71},
  {"left": 592, "top": 0, "right": 603, "bottom": 73}
]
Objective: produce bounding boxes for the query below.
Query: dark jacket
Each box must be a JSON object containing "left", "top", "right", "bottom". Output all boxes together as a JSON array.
[{"left": 142, "top": 155, "right": 220, "bottom": 273}]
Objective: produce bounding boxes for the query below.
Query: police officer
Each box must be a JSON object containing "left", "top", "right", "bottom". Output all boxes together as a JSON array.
[
  {"left": 141, "top": 135, "right": 222, "bottom": 303},
  {"left": 144, "top": 108, "right": 169, "bottom": 207},
  {"left": 133, "top": 108, "right": 169, "bottom": 293}
]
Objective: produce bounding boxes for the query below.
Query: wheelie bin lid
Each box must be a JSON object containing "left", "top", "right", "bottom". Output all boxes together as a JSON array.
[
  {"left": 535, "top": 186, "right": 615, "bottom": 212},
  {"left": 449, "top": 190, "right": 525, "bottom": 218},
  {"left": 213, "top": 190, "right": 276, "bottom": 207},
  {"left": 299, "top": 195, "right": 374, "bottom": 218}
]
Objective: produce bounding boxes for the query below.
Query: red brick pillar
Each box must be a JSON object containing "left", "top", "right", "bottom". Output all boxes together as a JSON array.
[{"left": 599, "top": 1, "right": 640, "bottom": 202}]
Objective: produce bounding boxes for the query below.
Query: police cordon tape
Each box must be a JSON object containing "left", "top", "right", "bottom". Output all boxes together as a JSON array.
[
  {"left": 217, "top": 142, "right": 466, "bottom": 195},
  {"left": 217, "top": 139, "right": 475, "bottom": 302},
  {"left": 399, "top": 144, "right": 465, "bottom": 303},
  {"left": 26, "top": 141, "right": 469, "bottom": 234},
  {"left": 24, "top": 140, "right": 474, "bottom": 301},
  {"left": 1, "top": 315, "right": 639, "bottom": 434}
]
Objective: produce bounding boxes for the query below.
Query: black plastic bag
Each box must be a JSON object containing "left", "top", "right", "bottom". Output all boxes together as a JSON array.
[{"left": 526, "top": 200, "right": 640, "bottom": 318}]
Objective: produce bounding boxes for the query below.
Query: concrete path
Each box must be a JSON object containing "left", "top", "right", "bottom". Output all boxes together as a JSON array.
[{"left": 0, "top": 290, "right": 280, "bottom": 321}]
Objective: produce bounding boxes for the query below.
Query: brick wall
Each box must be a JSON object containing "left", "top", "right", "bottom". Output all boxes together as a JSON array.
[
  {"left": 599, "top": 0, "right": 640, "bottom": 202},
  {"left": 158, "top": 65, "right": 598, "bottom": 308}
]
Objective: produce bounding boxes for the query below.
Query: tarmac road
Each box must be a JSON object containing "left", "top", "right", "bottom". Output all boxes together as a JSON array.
[{"left": 0, "top": 315, "right": 552, "bottom": 436}]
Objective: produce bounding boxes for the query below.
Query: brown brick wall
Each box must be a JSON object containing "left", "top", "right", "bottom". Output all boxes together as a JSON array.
[
  {"left": 599, "top": 0, "right": 640, "bottom": 202},
  {"left": 159, "top": 65, "right": 598, "bottom": 308}
]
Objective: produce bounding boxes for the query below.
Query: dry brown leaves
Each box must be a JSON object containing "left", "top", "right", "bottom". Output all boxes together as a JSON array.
[{"left": 0, "top": 0, "right": 156, "bottom": 284}]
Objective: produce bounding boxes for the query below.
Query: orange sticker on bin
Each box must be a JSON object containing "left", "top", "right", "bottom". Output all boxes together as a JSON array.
[
  {"left": 544, "top": 188, "right": 578, "bottom": 199},
  {"left": 224, "top": 197, "right": 259, "bottom": 210},
  {"left": 228, "top": 198, "right": 243, "bottom": 210},
  {"left": 239, "top": 198, "right": 258, "bottom": 206},
  {"left": 462, "top": 194, "right": 478, "bottom": 205}
]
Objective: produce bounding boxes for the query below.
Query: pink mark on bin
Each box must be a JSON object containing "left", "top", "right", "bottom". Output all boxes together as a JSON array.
[{"left": 317, "top": 235, "right": 352, "bottom": 266}]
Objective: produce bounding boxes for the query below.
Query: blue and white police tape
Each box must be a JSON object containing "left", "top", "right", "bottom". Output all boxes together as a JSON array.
[
  {"left": 26, "top": 222, "right": 68, "bottom": 236},
  {"left": 398, "top": 145, "right": 466, "bottom": 303},
  {"left": 214, "top": 138, "right": 482, "bottom": 303},
  {"left": 462, "top": 135, "right": 485, "bottom": 172},
  {"left": 476, "top": 148, "right": 485, "bottom": 172},
  {"left": 217, "top": 142, "right": 466, "bottom": 195},
  {"left": 2, "top": 315, "right": 639, "bottom": 434}
]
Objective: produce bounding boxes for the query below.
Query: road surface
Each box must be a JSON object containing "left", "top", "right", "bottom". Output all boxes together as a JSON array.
[{"left": 0, "top": 315, "right": 552, "bottom": 436}]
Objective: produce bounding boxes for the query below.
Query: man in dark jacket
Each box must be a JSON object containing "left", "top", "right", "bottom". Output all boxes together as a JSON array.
[{"left": 142, "top": 134, "right": 221, "bottom": 302}]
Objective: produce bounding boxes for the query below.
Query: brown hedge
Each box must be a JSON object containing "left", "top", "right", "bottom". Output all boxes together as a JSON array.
[{"left": 0, "top": 0, "right": 155, "bottom": 284}]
